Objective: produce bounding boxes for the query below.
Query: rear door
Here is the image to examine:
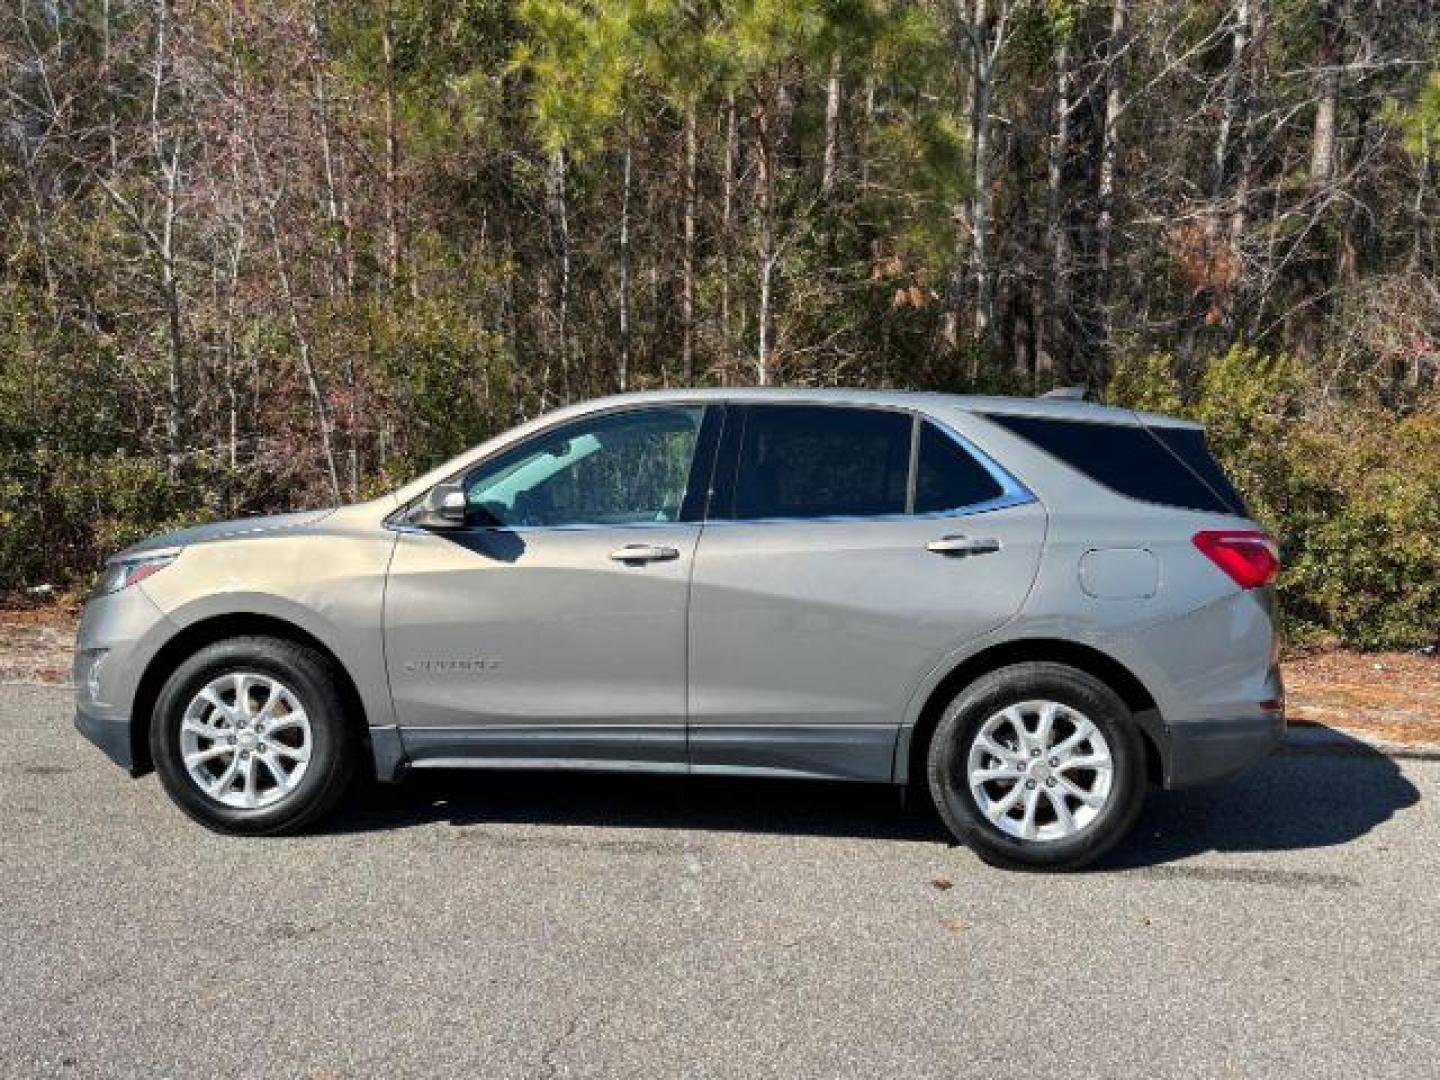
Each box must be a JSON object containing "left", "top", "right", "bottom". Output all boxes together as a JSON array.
[{"left": 686, "top": 404, "right": 1046, "bottom": 781}]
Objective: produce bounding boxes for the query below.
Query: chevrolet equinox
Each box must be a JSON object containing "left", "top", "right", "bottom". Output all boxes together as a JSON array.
[{"left": 74, "top": 390, "right": 1285, "bottom": 870}]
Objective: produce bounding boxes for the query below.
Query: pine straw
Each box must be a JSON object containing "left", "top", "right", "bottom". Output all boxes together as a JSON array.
[
  {"left": 1285, "top": 649, "right": 1440, "bottom": 748},
  {"left": 0, "top": 606, "right": 78, "bottom": 685}
]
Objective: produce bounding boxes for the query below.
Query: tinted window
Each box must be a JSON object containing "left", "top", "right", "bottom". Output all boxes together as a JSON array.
[
  {"left": 983, "top": 413, "right": 1232, "bottom": 513},
  {"left": 731, "top": 406, "right": 910, "bottom": 519},
  {"left": 915, "top": 422, "right": 1005, "bottom": 513},
  {"left": 464, "top": 406, "right": 704, "bottom": 526},
  {"left": 1150, "top": 425, "right": 1247, "bottom": 514}
]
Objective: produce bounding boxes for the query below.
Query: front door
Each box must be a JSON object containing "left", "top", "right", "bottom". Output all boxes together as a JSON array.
[
  {"left": 686, "top": 404, "right": 1046, "bottom": 781},
  {"left": 384, "top": 403, "right": 719, "bottom": 770}
]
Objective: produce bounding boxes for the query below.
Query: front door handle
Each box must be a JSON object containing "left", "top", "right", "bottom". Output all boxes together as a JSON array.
[
  {"left": 609, "top": 543, "right": 680, "bottom": 564},
  {"left": 926, "top": 534, "right": 1002, "bottom": 557}
]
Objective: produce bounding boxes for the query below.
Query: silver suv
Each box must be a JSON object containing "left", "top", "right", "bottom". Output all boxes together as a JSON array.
[{"left": 74, "top": 390, "right": 1284, "bottom": 870}]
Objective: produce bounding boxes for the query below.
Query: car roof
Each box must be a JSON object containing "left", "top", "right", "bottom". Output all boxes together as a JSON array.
[{"left": 574, "top": 387, "right": 1200, "bottom": 429}]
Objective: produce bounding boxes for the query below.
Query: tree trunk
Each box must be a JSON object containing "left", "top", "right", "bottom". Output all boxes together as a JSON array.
[
  {"left": 1410, "top": 124, "right": 1431, "bottom": 387},
  {"left": 1230, "top": 0, "right": 1267, "bottom": 250},
  {"left": 1410, "top": 126, "right": 1430, "bottom": 273},
  {"left": 151, "top": 0, "right": 183, "bottom": 467},
  {"left": 101, "top": 0, "right": 119, "bottom": 176},
  {"left": 160, "top": 161, "right": 183, "bottom": 469},
  {"left": 1212, "top": 0, "right": 1250, "bottom": 200},
  {"left": 721, "top": 92, "right": 738, "bottom": 381},
  {"left": 1309, "top": 0, "right": 1345, "bottom": 190},
  {"left": 822, "top": 51, "right": 841, "bottom": 197},
  {"left": 309, "top": 2, "right": 350, "bottom": 299},
  {"left": 545, "top": 148, "right": 572, "bottom": 401},
  {"left": 970, "top": 0, "right": 997, "bottom": 351},
  {"left": 1038, "top": 32, "right": 1071, "bottom": 380},
  {"left": 682, "top": 105, "right": 697, "bottom": 383},
  {"left": 381, "top": 4, "right": 401, "bottom": 291},
  {"left": 618, "top": 142, "right": 632, "bottom": 392},
  {"left": 860, "top": 75, "right": 875, "bottom": 192},
  {"left": 223, "top": 222, "right": 244, "bottom": 474},
  {"left": 755, "top": 93, "right": 777, "bottom": 387},
  {"left": 1095, "top": 0, "right": 1128, "bottom": 355},
  {"left": 943, "top": 0, "right": 1009, "bottom": 361},
  {"left": 309, "top": 2, "right": 358, "bottom": 497},
  {"left": 758, "top": 249, "right": 775, "bottom": 387}
]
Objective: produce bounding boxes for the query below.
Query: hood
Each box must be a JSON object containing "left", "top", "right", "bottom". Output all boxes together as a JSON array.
[{"left": 114, "top": 509, "right": 336, "bottom": 560}]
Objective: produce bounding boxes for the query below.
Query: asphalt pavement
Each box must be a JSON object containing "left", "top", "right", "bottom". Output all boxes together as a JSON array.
[{"left": 2, "top": 682, "right": 1437, "bottom": 1078}]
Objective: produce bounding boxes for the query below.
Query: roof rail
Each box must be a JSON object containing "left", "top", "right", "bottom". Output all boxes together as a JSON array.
[{"left": 1039, "top": 386, "right": 1090, "bottom": 401}]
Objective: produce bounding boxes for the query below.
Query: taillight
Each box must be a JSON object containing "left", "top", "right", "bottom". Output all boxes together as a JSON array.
[{"left": 1192, "top": 530, "right": 1280, "bottom": 589}]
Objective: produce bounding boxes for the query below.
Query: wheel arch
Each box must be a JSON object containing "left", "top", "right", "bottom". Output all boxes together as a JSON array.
[
  {"left": 129, "top": 612, "right": 372, "bottom": 776},
  {"left": 895, "top": 638, "right": 1165, "bottom": 788}
]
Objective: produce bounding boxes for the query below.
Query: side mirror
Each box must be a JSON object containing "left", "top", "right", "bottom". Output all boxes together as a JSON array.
[{"left": 411, "top": 482, "right": 468, "bottom": 529}]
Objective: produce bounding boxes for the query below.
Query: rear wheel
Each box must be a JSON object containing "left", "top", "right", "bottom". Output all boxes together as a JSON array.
[
  {"left": 150, "top": 636, "right": 357, "bottom": 834},
  {"left": 927, "top": 662, "right": 1147, "bottom": 871}
]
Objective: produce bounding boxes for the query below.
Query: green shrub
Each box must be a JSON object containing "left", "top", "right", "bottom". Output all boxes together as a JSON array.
[
  {"left": 0, "top": 448, "right": 242, "bottom": 596},
  {"left": 1294, "top": 415, "right": 1440, "bottom": 648},
  {"left": 1107, "top": 352, "right": 1185, "bottom": 416}
]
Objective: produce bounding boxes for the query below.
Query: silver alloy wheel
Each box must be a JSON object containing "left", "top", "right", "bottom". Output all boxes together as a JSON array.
[
  {"left": 965, "top": 700, "right": 1114, "bottom": 842},
  {"left": 179, "top": 671, "right": 313, "bottom": 809}
]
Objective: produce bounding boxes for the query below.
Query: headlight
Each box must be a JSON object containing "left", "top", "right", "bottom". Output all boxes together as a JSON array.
[{"left": 93, "top": 548, "right": 182, "bottom": 597}]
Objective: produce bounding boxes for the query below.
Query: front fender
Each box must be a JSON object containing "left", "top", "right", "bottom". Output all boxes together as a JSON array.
[{"left": 136, "top": 518, "right": 398, "bottom": 729}]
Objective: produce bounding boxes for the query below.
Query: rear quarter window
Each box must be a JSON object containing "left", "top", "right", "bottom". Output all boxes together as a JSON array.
[
  {"left": 982, "top": 413, "right": 1237, "bottom": 514},
  {"left": 1148, "top": 425, "right": 1247, "bottom": 515},
  {"left": 915, "top": 422, "right": 1005, "bottom": 512}
]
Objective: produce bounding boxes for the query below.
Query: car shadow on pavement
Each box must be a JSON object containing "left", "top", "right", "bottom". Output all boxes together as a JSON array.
[
  {"left": 1098, "top": 728, "right": 1422, "bottom": 871},
  {"left": 325, "top": 727, "right": 1421, "bottom": 868},
  {"left": 331, "top": 769, "right": 948, "bottom": 843}
]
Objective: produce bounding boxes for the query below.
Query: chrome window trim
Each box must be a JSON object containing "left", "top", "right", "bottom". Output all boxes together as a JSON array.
[{"left": 696, "top": 491, "right": 1036, "bottom": 529}]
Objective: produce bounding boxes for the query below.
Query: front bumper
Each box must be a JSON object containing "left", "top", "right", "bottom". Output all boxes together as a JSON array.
[
  {"left": 1164, "top": 709, "right": 1286, "bottom": 789},
  {"left": 72, "top": 583, "right": 174, "bottom": 776},
  {"left": 75, "top": 704, "right": 139, "bottom": 773}
]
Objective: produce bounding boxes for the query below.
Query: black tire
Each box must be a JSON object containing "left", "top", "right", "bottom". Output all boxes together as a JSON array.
[
  {"left": 926, "top": 662, "right": 1147, "bottom": 871},
  {"left": 150, "top": 635, "right": 358, "bottom": 834}
]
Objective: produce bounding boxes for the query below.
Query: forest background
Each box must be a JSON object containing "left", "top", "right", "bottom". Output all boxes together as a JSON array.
[{"left": 3, "top": 0, "right": 1439, "bottom": 648}]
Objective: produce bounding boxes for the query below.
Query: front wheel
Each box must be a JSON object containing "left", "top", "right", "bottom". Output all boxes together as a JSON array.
[
  {"left": 927, "top": 662, "right": 1147, "bottom": 871},
  {"left": 150, "top": 636, "right": 358, "bottom": 834}
]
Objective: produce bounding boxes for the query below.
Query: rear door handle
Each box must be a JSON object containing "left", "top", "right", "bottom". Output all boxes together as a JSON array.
[
  {"left": 926, "top": 534, "right": 1001, "bottom": 557},
  {"left": 609, "top": 543, "right": 680, "bottom": 564}
]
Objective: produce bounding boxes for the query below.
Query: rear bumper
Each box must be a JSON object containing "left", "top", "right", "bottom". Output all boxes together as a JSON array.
[
  {"left": 1164, "top": 710, "right": 1285, "bottom": 789},
  {"left": 75, "top": 705, "right": 139, "bottom": 774}
]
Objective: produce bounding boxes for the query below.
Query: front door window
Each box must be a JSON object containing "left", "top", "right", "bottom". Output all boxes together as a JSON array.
[{"left": 463, "top": 406, "right": 705, "bottom": 527}]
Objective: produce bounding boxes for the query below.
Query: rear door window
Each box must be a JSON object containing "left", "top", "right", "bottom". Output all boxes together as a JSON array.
[
  {"left": 982, "top": 413, "right": 1236, "bottom": 514},
  {"left": 727, "top": 405, "right": 911, "bottom": 519}
]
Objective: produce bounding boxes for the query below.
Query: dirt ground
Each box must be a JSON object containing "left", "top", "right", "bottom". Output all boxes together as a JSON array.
[
  {"left": 7, "top": 604, "right": 1437, "bottom": 749},
  {"left": 1285, "top": 648, "right": 1440, "bottom": 748},
  {"left": 0, "top": 604, "right": 79, "bottom": 686}
]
